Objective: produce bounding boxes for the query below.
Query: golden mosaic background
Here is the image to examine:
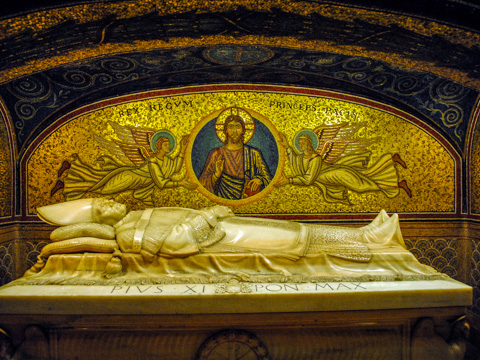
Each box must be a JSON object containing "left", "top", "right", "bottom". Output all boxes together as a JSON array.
[
  {"left": 472, "top": 120, "right": 480, "bottom": 215},
  {"left": 27, "top": 90, "right": 455, "bottom": 215},
  {"left": 0, "top": 110, "right": 12, "bottom": 219}
]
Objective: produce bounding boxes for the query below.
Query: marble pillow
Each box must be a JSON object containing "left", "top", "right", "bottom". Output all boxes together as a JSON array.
[
  {"left": 40, "top": 238, "right": 118, "bottom": 258},
  {"left": 50, "top": 223, "right": 115, "bottom": 241}
]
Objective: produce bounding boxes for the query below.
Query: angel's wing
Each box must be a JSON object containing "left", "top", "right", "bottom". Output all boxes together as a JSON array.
[
  {"left": 341, "top": 138, "right": 379, "bottom": 156},
  {"left": 334, "top": 122, "right": 366, "bottom": 140},
  {"left": 314, "top": 123, "right": 377, "bottom": 164},
  {"left": 319, "top": 140, "right": 350, "bottom": 164},
  {"left": 313, "top": 123, "right": 347, "bottom": 152},
  {"left": 95, "top": 121, "right": 157, "bottom": 166},
  {"left": 93, "top": 135, "right": 136, "bottom": 166}
]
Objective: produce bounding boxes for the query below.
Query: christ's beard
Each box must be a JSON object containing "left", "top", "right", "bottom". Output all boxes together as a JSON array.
[{"left": 227, "top": 135, "right": 244, "bottom": 144}]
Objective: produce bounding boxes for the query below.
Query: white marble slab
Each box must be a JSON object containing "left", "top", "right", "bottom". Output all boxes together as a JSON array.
[{"left": 0, "top": 279, "right": 471, "bottom": 315}]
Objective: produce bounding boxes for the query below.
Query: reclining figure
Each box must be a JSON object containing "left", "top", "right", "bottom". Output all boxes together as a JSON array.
[{"left": 31, "top": 198, "right": 407, "bottom": 270}]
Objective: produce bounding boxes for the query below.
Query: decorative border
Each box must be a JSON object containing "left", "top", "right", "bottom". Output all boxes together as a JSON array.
[
  {"left": 471, "top": 240, "right": 480, "bottom": 315},
  {"left": 0, "top": 97, "right": 17, "bottom": 220}
]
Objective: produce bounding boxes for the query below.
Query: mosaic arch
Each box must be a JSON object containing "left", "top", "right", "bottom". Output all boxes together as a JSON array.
[{"left": 24, "top": 85, "right": 458, "bottom": 219}]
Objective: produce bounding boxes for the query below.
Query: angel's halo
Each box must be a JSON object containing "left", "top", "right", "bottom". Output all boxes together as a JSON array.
[{"left": 150, "top": 130, "right": 176, "bottom": 154}]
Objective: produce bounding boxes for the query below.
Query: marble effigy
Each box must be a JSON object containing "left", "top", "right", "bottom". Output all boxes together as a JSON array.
[
  {"left": 0, "top": 198, "right": 473, "bottom": 360},
  {"left": 15, "top": 198, "right": 447, "bottom": 285}
]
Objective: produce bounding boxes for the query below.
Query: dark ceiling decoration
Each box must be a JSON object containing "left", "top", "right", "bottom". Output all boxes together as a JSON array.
[
  {"left": 2, "top": 0, "right": 480, "bottom": 32},
  {"left": 203, "top": 46, "right": 275, "bottom": 65},
  {"left": 1, "top": 7, "right": 480, "bottom": 81},
  {"left": 1, "top": 46, "right": 476, "bottom": 156}
]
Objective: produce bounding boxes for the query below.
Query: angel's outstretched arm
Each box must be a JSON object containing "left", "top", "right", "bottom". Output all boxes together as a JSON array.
[
  {"left": 147, "top": 158, "right": 175, "bottom": 189},
  {"left": 172, "top": 135, "right": 189, "bottom": 173},
  {"left": 289, "top": 156, "right": 322, "bottom": 186}
]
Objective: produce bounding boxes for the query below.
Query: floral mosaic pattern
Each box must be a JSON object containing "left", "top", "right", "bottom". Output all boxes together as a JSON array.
[{"left": 404, "top": 238, "right": 457, "bottom": 279}]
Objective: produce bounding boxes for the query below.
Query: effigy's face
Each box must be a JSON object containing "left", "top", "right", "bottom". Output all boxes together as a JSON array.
[{"left": 98, "top": 200, "right": 127, "bottom": 225}]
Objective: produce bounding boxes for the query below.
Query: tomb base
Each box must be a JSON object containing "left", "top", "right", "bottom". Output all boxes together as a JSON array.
[{"left": 0, "top": 279, "right": 472, "bottom": 360}]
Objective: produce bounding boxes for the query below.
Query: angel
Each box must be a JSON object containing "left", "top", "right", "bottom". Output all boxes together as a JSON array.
[
  {"left": 51, "top": 121, "right": 197, "bottom": 206},
  {"left": 275, "top": 123, "right": 412, "bottom": 203}
]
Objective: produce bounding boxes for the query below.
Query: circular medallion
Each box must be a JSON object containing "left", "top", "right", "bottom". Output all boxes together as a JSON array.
[
  {"left": 186, "top": 107, "right": 284, "bottom": 206},
  {"left": 203, "top": 46, "right": 274, "bottom": 65}
]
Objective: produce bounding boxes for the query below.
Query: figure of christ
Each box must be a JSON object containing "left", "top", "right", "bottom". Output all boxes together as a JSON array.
[{"left": 199, "top": 115, "right": 271, "bottom": 200}]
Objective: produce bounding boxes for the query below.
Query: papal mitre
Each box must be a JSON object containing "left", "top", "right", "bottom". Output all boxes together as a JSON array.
[{"left": 37, "top": 199, "right": 94, "bottom": 226}]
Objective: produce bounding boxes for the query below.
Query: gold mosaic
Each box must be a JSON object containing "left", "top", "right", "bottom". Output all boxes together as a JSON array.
[
  {"left": 27, "top": 89, "right": 456, "bottom": 215},
  {"left": 0, "top": 106, "right": 12, "bottom": 218},
  {"left": 1, "top": 0, "right": 478, "bottom": 47},
  {"left": 471, "top": 120, "right": 480, "bottom": 215}
]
